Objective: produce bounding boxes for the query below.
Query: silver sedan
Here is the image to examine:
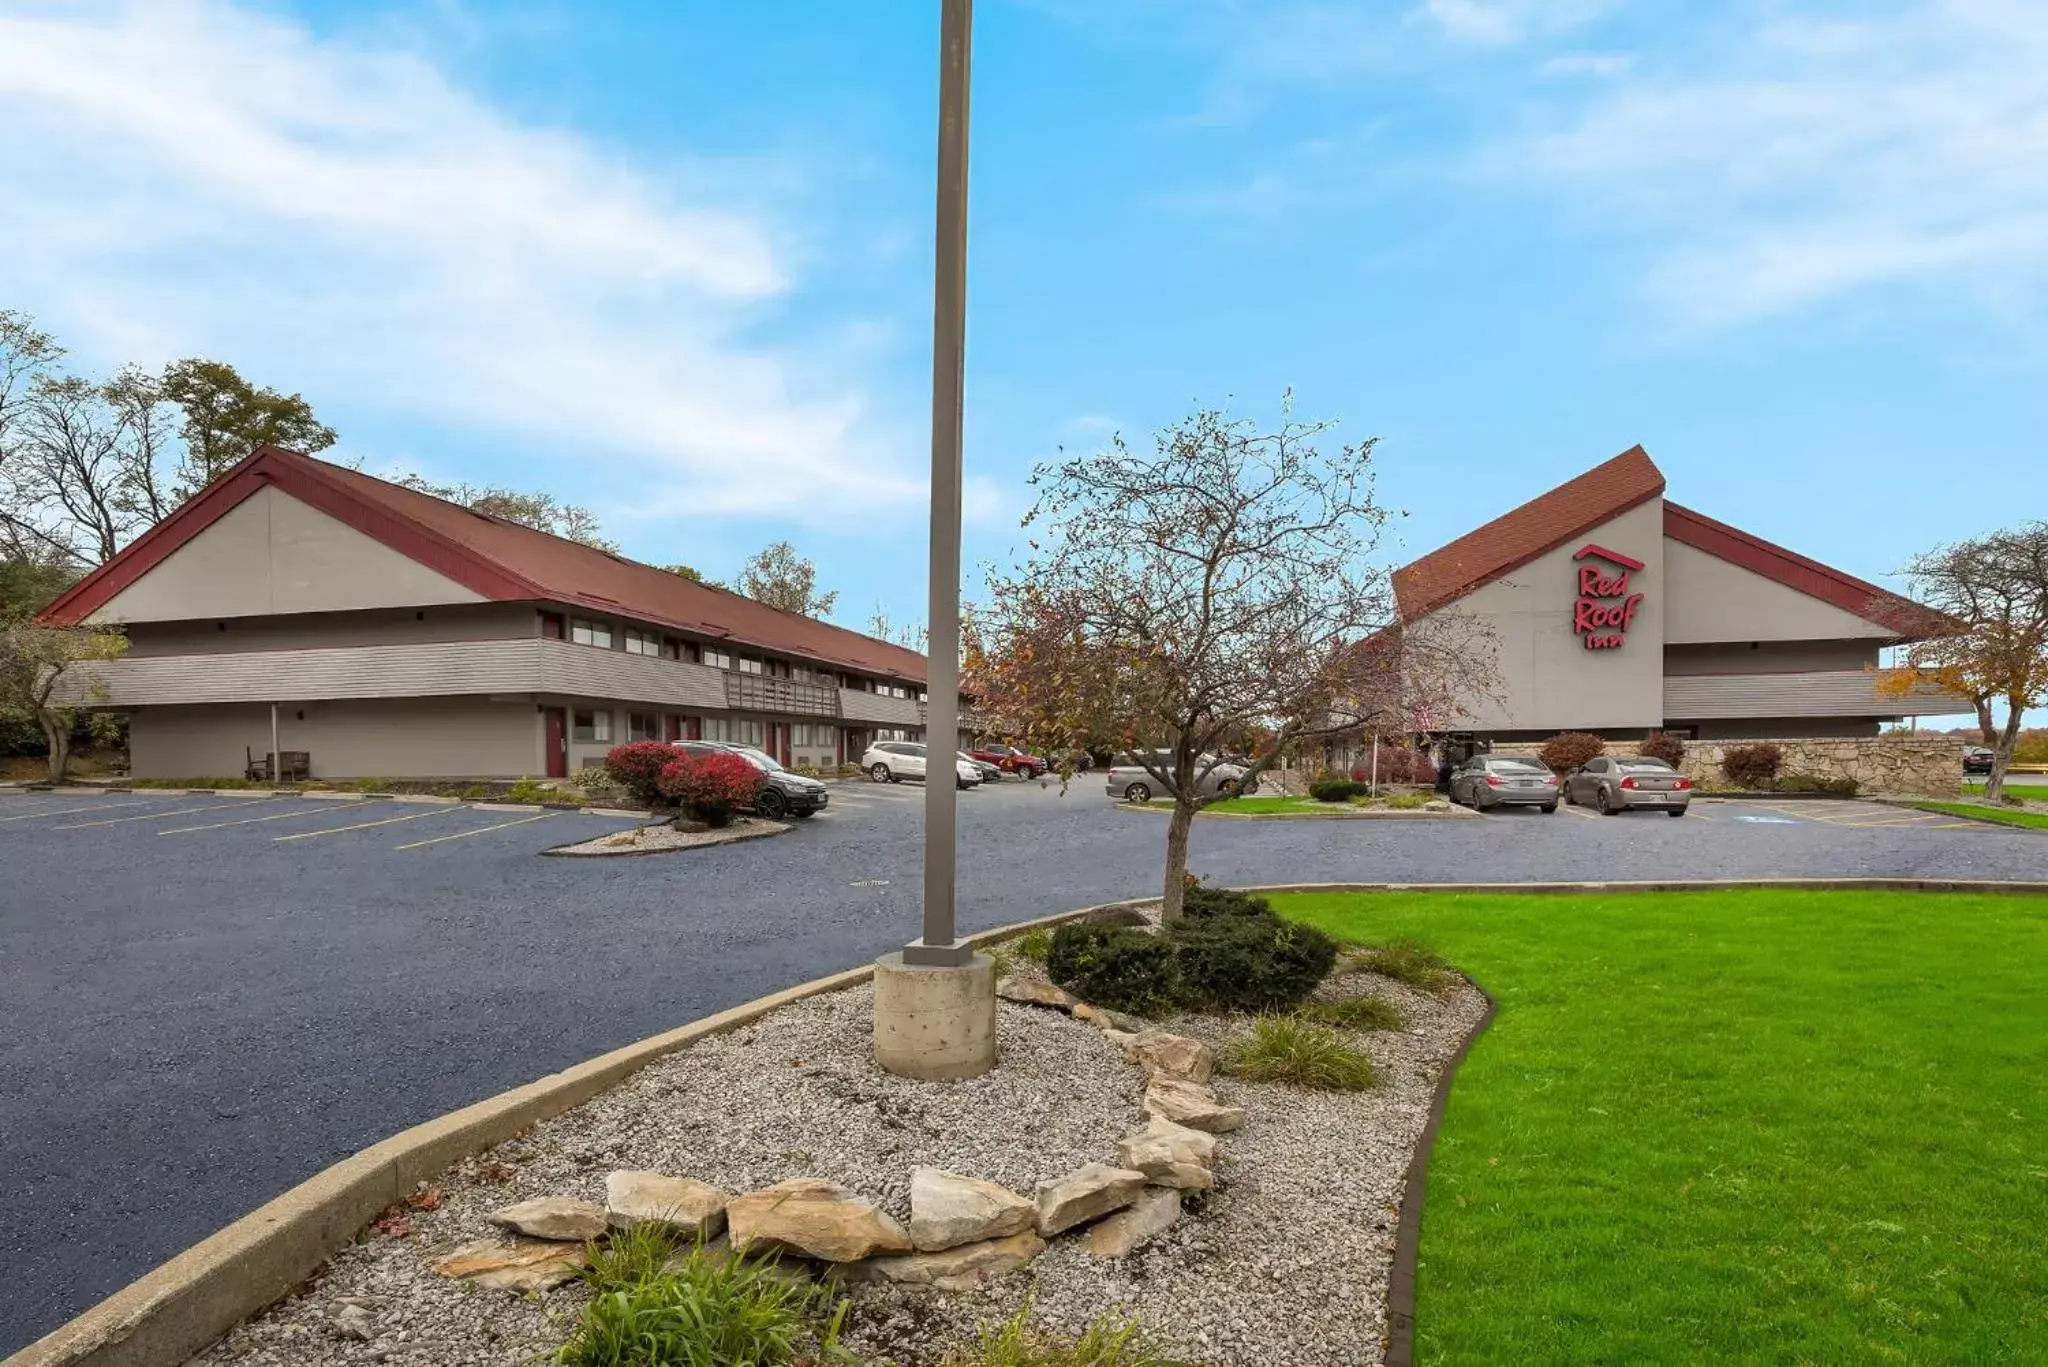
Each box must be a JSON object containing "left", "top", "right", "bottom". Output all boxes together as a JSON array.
[
  {"left": 1105, "top": 753, "right": 1256, "bottom": 803},
  {"left": 1564, "top": 755, "right": 1693, "bottom": 816}
]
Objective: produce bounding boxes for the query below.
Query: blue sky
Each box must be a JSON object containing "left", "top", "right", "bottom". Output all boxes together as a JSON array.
[{"left": 2, "top": 0, "right": 2044, "bottom": 676}]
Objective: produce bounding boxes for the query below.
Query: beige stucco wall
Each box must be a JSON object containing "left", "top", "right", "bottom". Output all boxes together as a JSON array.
[
  {"left": 1662, "top": 538, "right": 1893, "bottom": 644},
  {"left": 1663, "top": 640, "right": 1879, "bottom": 674},
  {"left": 1429, "top": 497, "right": 1667, "bottom": 733},
  {"left": 90, "top": 486, "right": 488, "bottom": 625},
  {"left": 128, "top": 698, "right": 541, "bottom": 780},
  {"left": 123, "top": 604, "right": 538, "bottom": 656}
]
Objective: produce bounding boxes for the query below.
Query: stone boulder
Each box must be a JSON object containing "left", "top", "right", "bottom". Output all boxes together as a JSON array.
[
  {"left": 435, "top": 1237, "right": 587, "bottom": 1292},
  {"left": 485, "top": 1195, "right": 609, "bottom": 1242},
  {"left": 909, "top": 1168, "right": 1037, "bottom": 1252},
  {"left": 848, "top": 1230, "right": 1046, "bottom": 1291},
  {"left": 1034, "top": 1162, "right": 1148, "bottom": 1237},
  {"left": 1142, "top": 1078, "right": 1245, "bottom": 1133},
  {"left": 1083, "top": 1187, "right": 1181, "bottom": 1258},
  {"left": 996, "top": 977, "right": 1080, "bottom": 1011},
  {"left": 1117, "top": 1030, "right": 1214, "bottom": 1083},
  {"left": 1073, "top": 1003, "right": 1149, "bottom": 1034},
  {"left": 1117, "top": 1115, "right": 1220, "bottom": 1189},
  {"left": 726, "top": 1178, "right": 912, "bottom": 1262},
  {"left": 605, "top": 1170, "right": 730, "bottom": 1239}
]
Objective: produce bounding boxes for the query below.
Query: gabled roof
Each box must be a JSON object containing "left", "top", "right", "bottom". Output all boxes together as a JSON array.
[
  {"left": 40, "top": 447, "right": 932, "bottom": 682},
  {"left": 1663, "top": 501, "right": 1956, "bottom": 640},
  {"left": 1393, "top": 445, "right": 1666, "bottom": 619}
]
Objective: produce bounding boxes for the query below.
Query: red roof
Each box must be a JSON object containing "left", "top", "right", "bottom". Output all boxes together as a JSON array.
[
  {"left": 1393, "top": 446, "right": 1666, "bottom": 619},
  {"left": 41, "top": 447, "right": 933, "bottom": 682}
]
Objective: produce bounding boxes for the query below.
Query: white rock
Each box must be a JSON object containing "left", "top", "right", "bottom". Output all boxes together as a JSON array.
[
  {"left": 605, "top": 1170, "right": 730, "bottom": 1238},
  {"left": 1083, "top": 1187, "right": 1181, "bottom": 1258},
  {"left": 485, "top": 1194, "right": 609, "bottom": 1242},
  {"left": 1143, "top": 1078, "right": 1245, "bottom": 1133},
  {"left": 1117, "top": 1115, "right": 1221, "bottom": 1189},
  {"left": 1119, "top": 1030, "right": 1215, "bottom": 1083},
  {"left": 330, "top": 1303, "right": 375, "bottom": 1342},
  {"left": 434, "top": 1238, "right": 587, "bottom": 1292},
  {"left": 727, "top": 1178, "right": 912, "bottom": 1262},
  {"left": 851, "top": 1230, "right": 1047, "bottom": 1290},
  {"left": 909, "top": 1167, "right": 1037, "bottom": 1252},
  {"left": 1034, "top": 1162, "right": 1148, "bottom": 1236}
]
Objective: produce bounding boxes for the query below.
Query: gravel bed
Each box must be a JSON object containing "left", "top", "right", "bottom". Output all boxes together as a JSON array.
[
  {"left": 188, "top": 970, "right": 1485, "bottom": 1367},
  {"left": 544, "top": 815, "right": 787, "bottom": 856}
]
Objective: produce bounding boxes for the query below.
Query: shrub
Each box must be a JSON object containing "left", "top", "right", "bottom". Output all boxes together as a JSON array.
[
  {"left": 1354, "top": 940, "right": 1454, "bottom": 994},
  {"left": 658, "top": 752, "right": 763, "bottom": 828},
  {"left": 459, "top": 783, "right": 490, "bottom": 800},
  {"left": 506, "top": 776, "right": 554, "bottom": 804},
  {"left": 1297, "top": 994, "right": 1405, "bottom": 1032},
  {"left": 1639, "top": 731, "right": 1687, "bottom": 767},
  {"left": 1539, "top": 732, "right": 1607, "bottom": 773},
  {"left": 1386, "top": 792, "right": 1431, "bottom": 810},
  {"left": 1180, "top": 884, "right": 1274, "bottom": 919},
  {"left": 1166, "top": 912, "right": 1338, "bottom": 1013},
  {"left": 1377, "top": 745, "right": 1438, "bottom": 786},
  {"left": 1046, "top": 924, "right": 1178, "bottom": 1017},
  {"left": 602, "top": 742, "right": 674, "bottom": 805},
  {"left": 1220, "top": 1015, "right": 1377, "bottom": 1091},
  {"left": 1778, "top": 772, "right": 1858, "bottom": 796},
  {"left": 1721, "top": 742, "right": 1784, "bottom": 789},
  {"left": 1013, "top": 928, "right": 1053, "bottom": 963},
  {"left": 941, "top": 1307, "right": 1182, "bottom": 1367},
  {"left": 554, "top": 1223, "right": 846, "bottom": 1367},
  {"left": 1308, "top": 778, "right": 1366, "bottom": 803}
]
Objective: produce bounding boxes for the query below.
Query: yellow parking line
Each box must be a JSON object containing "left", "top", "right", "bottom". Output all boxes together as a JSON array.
[
  {"left": 159, "top": 801, "right": 375, "bottom": 835},
  {"left": 394, "top": 812, "right": 556, "bottom": 850},
  {"left": 273, "top": 806, "right": 467, "bottom": 842},
  {"left": 52, "top": 798, "right": 295, "bottom": 829},
  {"left": 1560, "top": 804, "right": 1600, "bottom": 819},
  {"left": 0, "top": 802, "right": 142, "bottom": 823}
]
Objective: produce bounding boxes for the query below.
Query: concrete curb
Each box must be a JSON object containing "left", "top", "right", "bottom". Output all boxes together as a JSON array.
[
  {"left": 1115, "top": 802, "right": 1473, "bottom": 821},
  {"left": 3, "top": 899, "right": 1139, "bottom": 1367},
  {"left": 1869, "top": 796, "right": 2048, "bottom": 832},
  {"left": 540, "top": 820, "right": 792, "bottom": 858}
]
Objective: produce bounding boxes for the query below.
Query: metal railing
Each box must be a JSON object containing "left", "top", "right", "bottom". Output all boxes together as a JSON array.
[{"left": 725, "top": 672, "right": 840, "bottom": 717}]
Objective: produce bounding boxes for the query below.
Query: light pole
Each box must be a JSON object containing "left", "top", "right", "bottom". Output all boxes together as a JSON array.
[{"left": 873, "top": 0, "right": 996, "bottom": 1080}]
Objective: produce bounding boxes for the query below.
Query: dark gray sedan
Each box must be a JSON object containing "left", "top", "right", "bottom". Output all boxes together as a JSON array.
[
  {"left": 1448, "top": 756, "right": 1561, "bottom": 812},
  {"left": 1564, "top": 755, "right": 1693, "bottom": 816}
]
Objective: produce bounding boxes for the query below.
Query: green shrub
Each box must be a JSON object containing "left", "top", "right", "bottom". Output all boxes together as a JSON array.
[
  {"left": 1046, "top": 924, "right": 1178, "bottom": 1017},
  {"left": 554, "top": 1224, "right": 846, "bottom": 1367},
  {"left": 1166, "top": 912, "right": 1337, "bottom": 1012},
  {"left": 1013, "top": 928, "right": 1052, "bottom": 963},
  {"left": 1720, "top": 742, "right": 1783, "bottom": 789},
  {"left": 505, "top": 776, "right": 554, "bottom": 804},
  {"left": 1539, "top": 731, "right": 1607, "bottom": 773},
  {"left": 941, "top": 1307, "right": 1188, "bottom": 1367},
  {"left": 459, "top": 783, "right": 490, "bottom": 800},
  {"left": 1308, "top": 777, "right": 1366, "bottom": 802},
  {"left": 1354, "top": 940, "right": 1454, "bottom": 994},
  {"left": 1180, "top": 884, "right": 1274, "bottom": 919},
  {"left": 352, "top": 777, "right": 390, "bottom": 793},
  {"left": 1385, "top": 792, "right": 1431, "bottom": 810},
  {"left": 1220, "top": 1015, "right": 1377, "bottom": 1091},
  {"left": 1298, "top": 994, "right": 1405, "bottom": 1032}
]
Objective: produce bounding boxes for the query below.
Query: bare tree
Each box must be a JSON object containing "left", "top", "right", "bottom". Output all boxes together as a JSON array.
[
  {"left": 7, "top": 376, "right": 134, "bottom": 565},
  {"left": 973, "top": 399, "right": 1494, "bottom": 920},
  {"left": 392, "top": 475, "right": 620, "bottom": 554},
  {"left": 0, "top": 618, "right": 127, "bottom": 780},
  {"left": 1884, "top": 523, "right": 2048, "bottom": 802},
  {"left": 866, "top": 604, "right": 928, "bottom": 651},
  {"left": 0, "top": 311, "right": 67, "bottom": 561},
  {"left": 738, "top": 541, "right": 838, "bottom": 618}
]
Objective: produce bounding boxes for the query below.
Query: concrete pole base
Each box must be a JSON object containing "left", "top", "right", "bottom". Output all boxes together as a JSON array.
[{"left": 873, "top": 951, "right": 998, "bottom": 1080}]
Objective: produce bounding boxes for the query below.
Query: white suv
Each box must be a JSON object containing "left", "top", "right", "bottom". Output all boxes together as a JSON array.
[{"left": 861, "top": 741, "right": 982, "bottom": 789}]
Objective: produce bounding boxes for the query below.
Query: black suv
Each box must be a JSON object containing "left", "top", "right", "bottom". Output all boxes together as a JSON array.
[{"left": 673, "top": 741, "right": 830, "bottom": 819}]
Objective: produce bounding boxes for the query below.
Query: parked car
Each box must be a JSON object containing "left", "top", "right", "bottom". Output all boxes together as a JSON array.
[
  {"left": 959, "top": 751, "right": 1002, "bottom": 783},
  {"left": 1563, "top": 755, "right": 1692, "bottom": 816},
  {"left": 967, "top": 744, "right": 1047, "bottom": 777},
  {"left": 860, "top": 741, "right": 982, "bottom": 789},
  {"left": 1104, "top": 752, "right": 1257, "bottom": 803},
  {"left": 671, "top": 740, "right": 830, "bottom": 819},
  {"left": 1448, "top": 755, "right": 1560, "bottom": 813},
  {"left": 1964, "top": 746, "right": 1996, "bottom": 775}
]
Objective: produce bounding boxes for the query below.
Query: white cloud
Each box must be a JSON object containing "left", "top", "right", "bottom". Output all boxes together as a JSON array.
[
  {"left": 1538, "top": 51, "right": 1634, "bottom": 77},
  {"left": 1496, "top": 0, "right": 2048, "bottom": 328},
  {"left": 1416, "top": 0, "right": 1622, "bottom": 46},
  {"left": 0, "top": 0, "right": 924, "bottom": 517}
]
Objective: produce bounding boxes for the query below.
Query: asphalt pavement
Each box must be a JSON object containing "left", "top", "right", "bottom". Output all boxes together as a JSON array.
[{"left": 3, "top": 779, "right": 2046, "bottom": 1353}]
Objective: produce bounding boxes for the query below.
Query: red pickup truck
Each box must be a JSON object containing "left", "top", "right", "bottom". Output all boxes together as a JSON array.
[{"left": 967, "top": 744, "right": 1048, "bottom": 777}]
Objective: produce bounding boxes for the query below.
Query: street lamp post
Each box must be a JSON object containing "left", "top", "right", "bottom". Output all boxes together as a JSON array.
[{"left": 873, "top": 0, "right": 996, "bottom": 1080}]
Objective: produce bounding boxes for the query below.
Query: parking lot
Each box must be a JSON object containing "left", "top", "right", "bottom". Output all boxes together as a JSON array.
[{"left": 3, "top": 777, "right": 2045, "bottom": 1353}]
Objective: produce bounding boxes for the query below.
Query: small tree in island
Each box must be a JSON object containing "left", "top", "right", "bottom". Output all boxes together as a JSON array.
[
  {"left": 0, "top": 617, "right": 126, "bottom": 780},
  {"left": 970, "top": 399, "right": 1495, "bottom": 921}
]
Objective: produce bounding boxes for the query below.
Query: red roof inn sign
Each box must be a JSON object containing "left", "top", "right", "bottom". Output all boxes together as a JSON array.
[{"left": 1572, "top": 544, "right": 1646, "bottom": 651}]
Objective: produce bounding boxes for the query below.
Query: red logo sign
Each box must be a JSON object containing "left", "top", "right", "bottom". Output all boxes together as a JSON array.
[{"left": 1572, "top": 543, "right": 1645, "bottom": 651}]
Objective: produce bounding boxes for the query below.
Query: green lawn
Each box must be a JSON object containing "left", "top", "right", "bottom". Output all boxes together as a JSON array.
[
  {"left": 1964, "top": 781, "right": 2048, "bottom": 802},
  {"left": 1915, "top": 801, "right": 2048, "bottom": 830},
  {"left": 1271, "top": 889, "right": 2048, "bottom": 1365}
]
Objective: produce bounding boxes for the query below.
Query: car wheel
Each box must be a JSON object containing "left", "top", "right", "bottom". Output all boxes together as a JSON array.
[
  {"left": 755, "top": 788, "right": 788, "bottom": 820},
  {"left": 1541, "top": 802, "right": 1558, "bottom": 814},
  {"left": 1595, "top": 786, "right": 1616, "bottom": 815},
  {"left": 1667, "top": 807, "right": 1687, "bottom": 818},
  {"left": 1124, "top": 782, "right": 1152, "bottom": 803},
  {"left": 1237, "top": 776, "right": 1259, "bottom": 796},
  {"left": 869, "top": 763, "right": 892, "bottom": 783}
]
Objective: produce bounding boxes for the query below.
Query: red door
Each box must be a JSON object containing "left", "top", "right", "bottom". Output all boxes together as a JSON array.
[
  {"left": 543, "top": 707, "right": 568, "bottom": 778},
  {"left": 662, "top": 714, "right": 681, "bottom": 742}
]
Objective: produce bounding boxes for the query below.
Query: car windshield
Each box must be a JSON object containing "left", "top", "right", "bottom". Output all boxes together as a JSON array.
[
  {"left": 1618, "top": 760, "right": 1675, "bottom": 773},
  {"left": 1489, "top": 760, "right": 1550, "bottom": 774},
  {"left": 733, "top": 746, "right": 783, "bottom": 772}
]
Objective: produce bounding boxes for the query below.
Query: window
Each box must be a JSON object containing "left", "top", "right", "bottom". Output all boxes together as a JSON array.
[
  {"left": 734, "top": 719, "right": 766, "bottom": 746},
  {"left": 737, "top": 656, "right": 764, "bottom": 675},
  {"left": 701, "top": 717, "right": 729, "bottom": 742},
  {"left": 624, "top": 629, "right": 659, "bottom": 656},
  {"left": 539, "top": 612, "right": 565, "bottom": 639},
  {"left": 572, "top": 709, "right": 613, "bottom": 743},
  {"left": 627, "top": 712, "right": 659, "bottom": 741},
  {"left": 795, "top": 723, "right": 835, "bottom": 748},
  {"left": 703, "top": 646, "right": 732, "bottom": 670},
  {"left": 660, "top": 637, "right": 683, "bottom": 660},
  {"left": 571, "top": 619, "right": 613, "bottom": 649},
  {"left": 791, "top": 664, "right": 819, "bottom": 685}
]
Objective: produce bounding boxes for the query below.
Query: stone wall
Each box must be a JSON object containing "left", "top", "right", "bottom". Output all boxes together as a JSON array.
[{"left": 1495, "top": 734, "right": 1964, "bottom": 796}]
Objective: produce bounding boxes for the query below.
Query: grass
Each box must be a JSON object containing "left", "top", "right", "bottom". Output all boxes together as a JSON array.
[
  {"left": 1272, "top": 888, "right": 2048, "bottom": 1365},
  {"left": 1218, "top": 1015, "right": 1378, "bottom": 1091},
  {"left": 1964, "top": 781, "right": 2048, "bottom": 801},
  {"left": 1297, "top": 993, "right": 1406, "bottom": 1032},
  {"left": 553, "top": 1224, "right": 848, "bottom": 1367},
  {"left": 1350, "top": 940, "right": 1455, "bottom": 994},
  {"left": 1913, "top": 801, "right": 2048, "bottom": 830},
  {"left": 940, "top": 1306, "right": 1193, "bottom": 1366}
]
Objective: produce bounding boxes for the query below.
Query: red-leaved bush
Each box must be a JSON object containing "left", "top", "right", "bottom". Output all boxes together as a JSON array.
[
  {"left": 1638, "top": 731, "right": 1687, "bottom": 767},
  {"left": 657, "top": 752, "right": 763, "bottom": 827},
  {"left": 1346, "top": 744, "right": 1436, "bottom": 786},
  {"left": 604, "top": 741, "right": 677, "bottom": 806},
  {"left": 1539, "top": 732, "right": 1607, "bottom": 773},
  {"left": 1720, "top": 742, "right": 1783, "bottom": 790}
]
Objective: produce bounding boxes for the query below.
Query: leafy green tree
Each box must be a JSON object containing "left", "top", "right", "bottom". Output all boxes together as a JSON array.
[
  {"left": 737, "top": 541, "right": 836, "bottom": 618},
  {"left": 0, "top": 551, "right": 77, "bottom": 617},
  {"left": 160, "top": 357, "right": 337, "bottom": 496},
  {"left": 0, "top": 617, "right": 126, "bottom": 780}
]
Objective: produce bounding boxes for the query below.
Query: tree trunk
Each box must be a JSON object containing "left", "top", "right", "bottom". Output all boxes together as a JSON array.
[
  {"left": 1985, "top": 702, "right": 2027, "bottom": 804},
  {"left": 41, "top": 713, "right": 70, "bottom": 783},
  {"left": 1975, "top": 696, "right": 1997, "bottom": 746},
  {"left": 1161, "top": 798, "right": 1195, "bottom": 921}
]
